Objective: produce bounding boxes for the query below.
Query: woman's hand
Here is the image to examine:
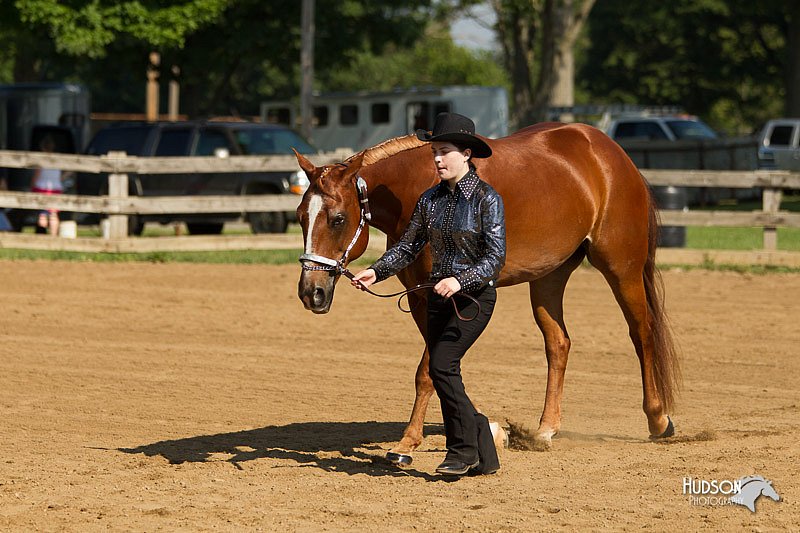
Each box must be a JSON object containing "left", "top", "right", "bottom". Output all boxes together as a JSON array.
[
  {"left": 351, "top": 268, "right": 377, "bottom": 290},
  {"left": 434, "top": 277, "right": 461, "bottom": 298}
]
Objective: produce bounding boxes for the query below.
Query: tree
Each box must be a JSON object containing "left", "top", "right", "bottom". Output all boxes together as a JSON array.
[
  {"left": 581, "top": 0, "right": 795, "bottom": 133},
  {"left": 322, "top": 22, "right": 508, "bottom": 92},
  {"left": 537, "top": 0, "right": 594, "bottom": 111},
  {"left": 2, "top": 1, "right": 439, "bottom": 116},
  {"left": 163, "top": 0, "right": 440, "bottom": 117},
  {"left": 788, "top": 2, "right": 800, "bottom": 117},
  {"left": 3, "top": 0, "right": 227, "bottom": 79},
  {"left": 489, "top": 0, "right": 594, "bottom": 128}
]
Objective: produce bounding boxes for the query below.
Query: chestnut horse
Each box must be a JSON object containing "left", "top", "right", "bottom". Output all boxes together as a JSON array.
[{"left": 294, "top": 122, "right": 680, "bottom": 464}]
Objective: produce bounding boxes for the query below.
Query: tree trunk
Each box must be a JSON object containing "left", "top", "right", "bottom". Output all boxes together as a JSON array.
[
  {"left": 533, "top": 0, "right": 595, "bottom": 123},
  {"left": 788, "top": 2, "right": 800, "bottom": 117},
  {"left": 300, "top": 0, "right": 315, "bottom": 140},
  {"left": 493, "top": 0, "right": 594, "bottom": 128},
  {"left": 12, "top": 32, "right": 41, "bottom": 82},
  {"left": 492, "top": 0, "right": 536, "bottom": 129}
]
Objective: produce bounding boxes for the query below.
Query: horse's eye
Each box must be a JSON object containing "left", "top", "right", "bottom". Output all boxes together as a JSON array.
[{"left": 331, "top": 214, "right": 345, "bottom": 228}]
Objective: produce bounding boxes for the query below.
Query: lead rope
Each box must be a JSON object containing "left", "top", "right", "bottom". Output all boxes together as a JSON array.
[{"left": 340, "top": 268, "right": 481, "bottom": 322}]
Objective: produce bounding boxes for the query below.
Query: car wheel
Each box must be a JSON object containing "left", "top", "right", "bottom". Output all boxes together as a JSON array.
[
  {"left": 248, "top": 211, "right": 288, "bottom": 234},
  {"left": 186, "top": 222, "right": 224, "bottom": 235},
  {"left": 128, "top": 215, "right": 145, "bottom": 236},
  {"left": 6, "top": 211, "right": 25, "bottom": 232}
]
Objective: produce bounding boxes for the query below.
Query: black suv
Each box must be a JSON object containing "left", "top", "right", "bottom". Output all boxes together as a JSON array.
[{"left": 77, "top": 121, "right": 315, "bottom": 234}]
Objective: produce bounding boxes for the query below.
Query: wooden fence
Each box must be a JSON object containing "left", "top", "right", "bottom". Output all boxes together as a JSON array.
[
  {"left": 645, "top": 168, "right": 800, "bottom": 251},
  {"left": 1, "top": 150, "right": 800, "bottom": 262},
  {"left": 0, "top": 149, "right": 345, "bottom": 252}
]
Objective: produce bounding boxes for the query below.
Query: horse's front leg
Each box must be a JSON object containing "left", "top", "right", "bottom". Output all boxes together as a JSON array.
[
  {"left": 387, "top": 343, "right": 434, "bottom": 465},
  {"left": 522, "top": 254, "right": 583, "bottom": 451},
  {"left": 385, "top": 286, "right": 435, "bottom": 466},
  {"left": 380, "top": 251, "right": 433, "bottom": 466}
]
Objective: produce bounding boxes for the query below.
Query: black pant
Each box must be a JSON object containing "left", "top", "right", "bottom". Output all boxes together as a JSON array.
[{"left": 427, "top": 285, "right": 499, "bottom": 472}]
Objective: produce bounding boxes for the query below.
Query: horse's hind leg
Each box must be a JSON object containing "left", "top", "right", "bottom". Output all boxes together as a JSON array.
[
  {"left": 587, "top": 251, "right": 674, "bottom": 437},
  {"left": 528, "top": 249, "right": 585, "bottom": 450}
]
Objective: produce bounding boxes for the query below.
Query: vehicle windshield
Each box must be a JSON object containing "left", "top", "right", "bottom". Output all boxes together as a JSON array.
[
  {"left": 233, "top": 128, "right": 316, "bottom": 155},
  {"left": 665, "top": 120, "right": 718, "bottom": 140},
  {"left": 87, "top": 127, "right": 150, "bottom": 156}
]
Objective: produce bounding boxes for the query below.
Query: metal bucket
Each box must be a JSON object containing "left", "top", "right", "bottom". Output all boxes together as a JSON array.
[{"left": 653, "top": 186, "right": 687, "bottom": 248}]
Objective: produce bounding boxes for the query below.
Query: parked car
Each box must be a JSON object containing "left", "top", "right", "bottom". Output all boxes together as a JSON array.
[
  {"left": 604, "top": 115, "right": 719, "bottom": 142},
  {"left": 76, "top": 120, "right": 315, "bottom": 235},
  {"left": 756, "top": 118, "right": 800, "bottom": 169}
]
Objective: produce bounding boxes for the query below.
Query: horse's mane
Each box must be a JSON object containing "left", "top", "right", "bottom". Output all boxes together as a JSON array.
[
  {"left": 739, "top": 476, "right": 767, "bottom": 487},
  {"left": 345, "top": 134, "right": 425, "bottom": 167}
]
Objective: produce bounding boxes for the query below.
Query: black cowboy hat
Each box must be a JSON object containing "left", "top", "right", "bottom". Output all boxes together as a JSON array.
[{"left": 416, "top": 112, "right": 492, "bottom": 158}]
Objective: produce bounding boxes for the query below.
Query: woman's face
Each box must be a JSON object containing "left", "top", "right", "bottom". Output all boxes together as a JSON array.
[{"left": 431, "top": 142, "right": 471, "bottom": 182}]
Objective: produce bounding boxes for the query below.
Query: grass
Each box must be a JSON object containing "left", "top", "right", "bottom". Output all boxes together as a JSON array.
[
  {"left": 658, "top": 261, "right": 800, "bottom": 274},
  {"left": 3, "top": 221, "right": 384, "bottom": 264},
  {"left": 682, "top": 193, "right": 800, "bottom": 251},
  {"left": 0, "top": 246, "right": 382, "bottom": 265},
  {"left": 0, "top": 248, "right": 301, "bottom": 264},
  {"left": 686, "top": 226, "right": 800, "bottom": 250}
]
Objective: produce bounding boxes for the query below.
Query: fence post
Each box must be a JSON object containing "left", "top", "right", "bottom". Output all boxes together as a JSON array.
[
  {"left": 107, "top": 151, "right": 129, "bottom": 239},
  {"left": 762, "top": 187, "right": 782, "bottom": 250}
]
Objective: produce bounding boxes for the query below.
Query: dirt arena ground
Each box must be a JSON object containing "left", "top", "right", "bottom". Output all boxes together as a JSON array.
[{"left": 0, "top": 260, "right": 797, "bottom": 531}]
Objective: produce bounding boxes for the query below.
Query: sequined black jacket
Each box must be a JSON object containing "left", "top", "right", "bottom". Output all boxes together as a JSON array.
[{"left": 370, "top": 169, "right": 506, "bottom": 293}]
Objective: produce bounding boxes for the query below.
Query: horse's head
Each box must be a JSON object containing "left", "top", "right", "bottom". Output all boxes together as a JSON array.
[
  {"left": 294, "top": 150, "right": 370, "bottom": 314},
  {"left": 760, "top": 480, "right": 781, "bottom": 502}
]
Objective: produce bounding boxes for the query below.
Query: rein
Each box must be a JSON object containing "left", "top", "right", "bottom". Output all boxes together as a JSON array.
[
  {"left": 341, "top": 270, "right": 481, "bottom": 322},
  {"left": 299, "top": 175, "right": 481, "bottom": 322}
]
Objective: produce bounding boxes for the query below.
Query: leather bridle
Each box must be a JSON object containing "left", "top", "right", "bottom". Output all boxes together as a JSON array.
[
  {"left": 298, "top": 175, "right": 481, "bottom": 321},
  {"left": 298, "top": 175, "right": 371, "bottom": 278}
]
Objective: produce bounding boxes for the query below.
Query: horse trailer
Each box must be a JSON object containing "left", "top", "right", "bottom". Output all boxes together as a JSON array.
[
  {"left": 0, "top": 82, "right": 91, "bottom": 187},
  {"left": 260, "top": 86, "right": 508, "bottom": 152},
  {"left": 0, "top": 83, "right": 91, "bottom": 152},
  {"left": 0, "top": 82, "right": 91, "bottom": 229}
]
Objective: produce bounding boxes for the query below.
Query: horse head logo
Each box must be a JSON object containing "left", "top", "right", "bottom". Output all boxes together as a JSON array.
[{"left": 730, "top": 476, "right": 780, "bottom": 513}]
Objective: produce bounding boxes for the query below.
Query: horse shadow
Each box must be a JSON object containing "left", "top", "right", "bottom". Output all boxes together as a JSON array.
[{"left": 119, "top": 421, "right": 449, "bottom": 481}]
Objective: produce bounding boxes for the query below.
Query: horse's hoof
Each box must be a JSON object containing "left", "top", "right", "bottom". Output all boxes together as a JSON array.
[
  {"left": 532, "top": 435, "right": 553, "bottom": 452},
  {"left": 386, "top": 452, "right": 413, "bottom": 467},
  {"left": 650, "top": 416, "right": 675, "bottom": 440},
  {"left": 489, "top": 422, "right": 509, "bottom": 450}
]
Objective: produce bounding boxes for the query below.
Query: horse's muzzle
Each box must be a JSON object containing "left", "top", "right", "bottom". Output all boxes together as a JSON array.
[{"left": 298, "top": 277, "right": 335, "bottom": 314}]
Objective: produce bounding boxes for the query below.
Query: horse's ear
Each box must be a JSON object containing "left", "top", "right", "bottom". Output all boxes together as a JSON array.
[
  {"left": 293, "top": 149, "right": 318, "bottom": 180},
  {"left": 344, "top": 152, "right": 365, "bottom": 179}
]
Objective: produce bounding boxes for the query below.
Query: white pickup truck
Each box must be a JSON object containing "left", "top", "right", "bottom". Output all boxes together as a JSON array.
[{"left": 757, "top": 118, "right": 800, "bottom": 170}]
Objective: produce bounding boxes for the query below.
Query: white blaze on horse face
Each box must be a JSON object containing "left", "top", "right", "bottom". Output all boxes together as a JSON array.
[{"left": 305, "top": 194, "right": 323, "bottom": 255}]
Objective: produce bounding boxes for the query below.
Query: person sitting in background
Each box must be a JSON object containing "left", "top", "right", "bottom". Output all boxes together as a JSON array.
[{"left": 30, "top": 134, "right": 63, "bottom": 236}]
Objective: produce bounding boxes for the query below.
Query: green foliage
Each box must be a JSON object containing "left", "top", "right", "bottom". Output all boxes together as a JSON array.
[
  {"left": 323, "top": 26, "right": 509, "bottom": 92},
  {"left": 658, "top": 260, "right": 800, "bottom": 274},
  {"left": 7, "top": 0, "right": 441, "bottom": 115},
  {"left": 686, "top": 196, "right": 800, "bottom": 250},
  {"left": 14, "top": 0, "right": 228, "bottom": 57},
  {"left": 167, "top": 0, "right": 438, "bottom": 115},
  {"left": 686, "top": 226, "right": 800, "bottom": 251},
  {"left": 2, "top": 0, "right": 794, "bottom": 136},
  {"left": 580, "top": 0, "right": 791, "bottom": 134}
]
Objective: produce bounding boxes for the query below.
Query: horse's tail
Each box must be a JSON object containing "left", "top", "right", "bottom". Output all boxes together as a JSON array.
[{"left": 644, "top": 187, "right": 682, "bottom": 413}]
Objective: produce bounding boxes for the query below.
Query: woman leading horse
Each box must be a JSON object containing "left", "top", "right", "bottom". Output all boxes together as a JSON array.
[
  {"left": 294, "top": 118, "right": 680, "bottom": 468},
  {"left": 352, "top": 113, "right": 505, "bottom": 476}
]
